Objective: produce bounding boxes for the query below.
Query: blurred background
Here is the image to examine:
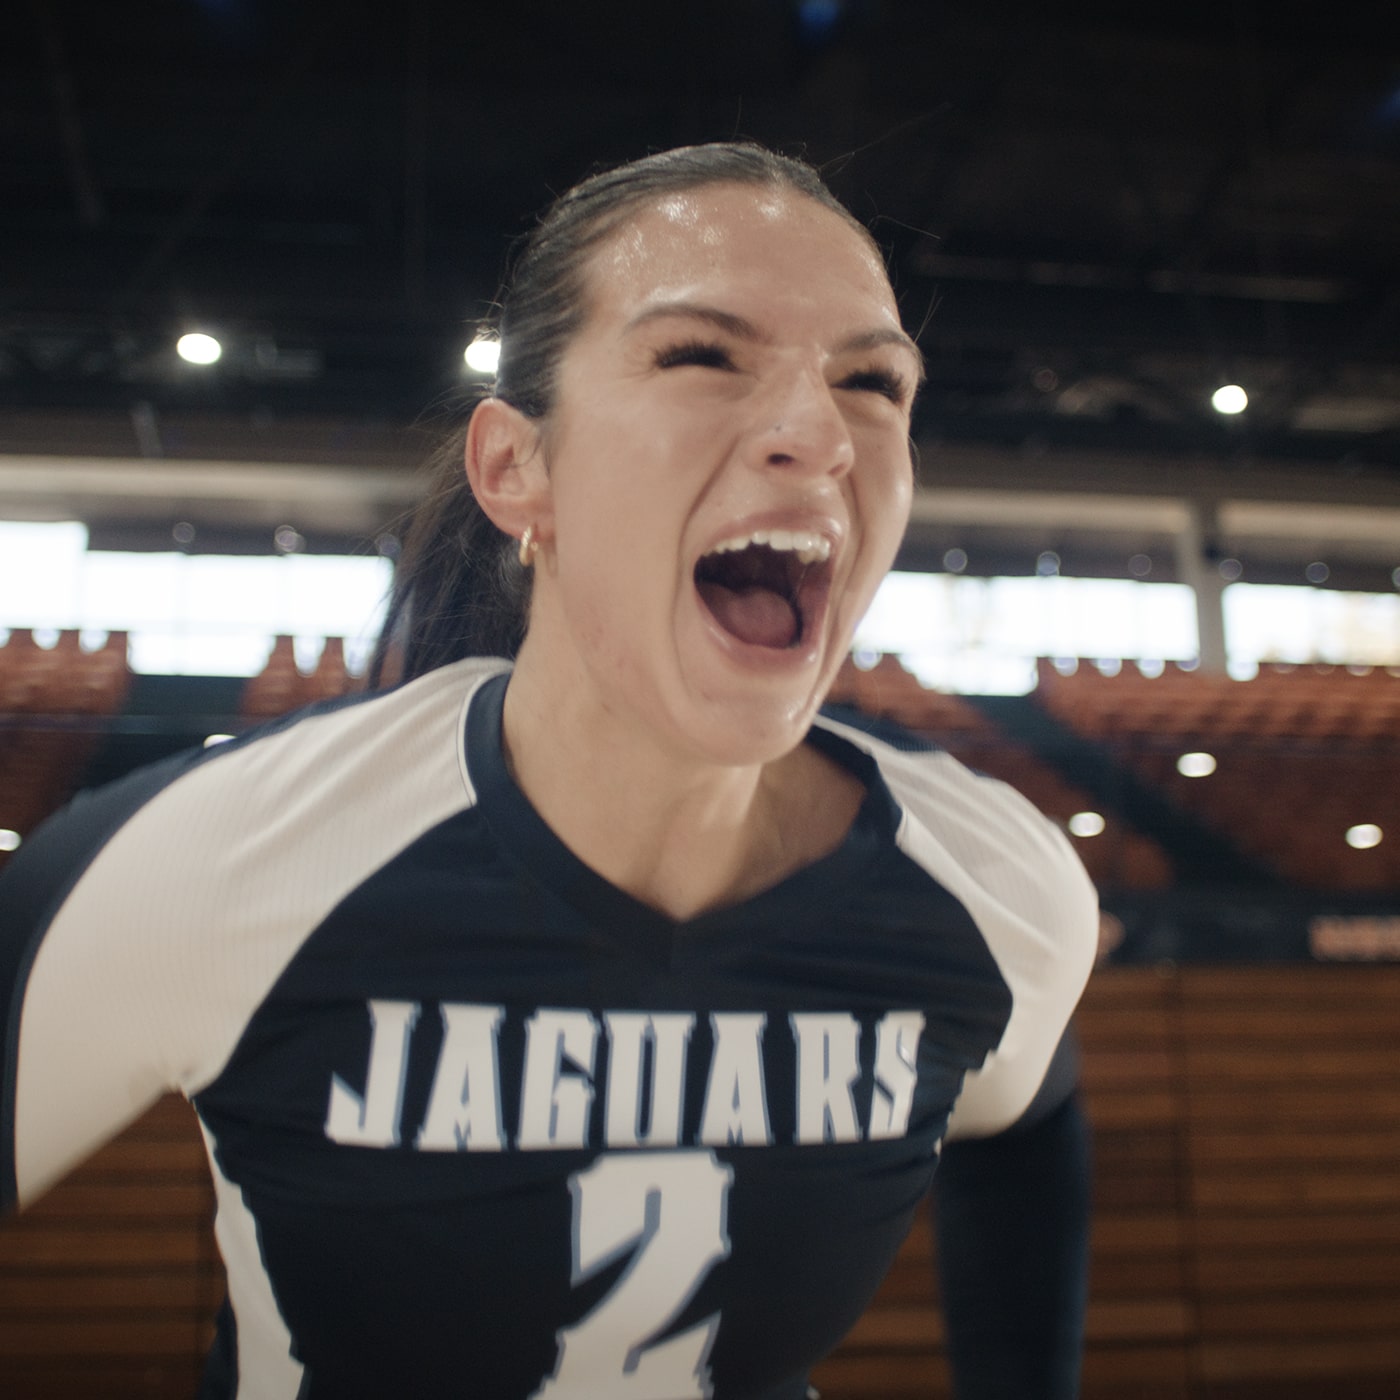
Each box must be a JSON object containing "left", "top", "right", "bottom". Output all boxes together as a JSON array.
[{"left": 2, "top": 1, "right": 1398, "bottom": 1396}]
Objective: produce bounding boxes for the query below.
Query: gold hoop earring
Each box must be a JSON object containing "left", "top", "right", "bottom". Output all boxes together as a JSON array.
[{"left": 518, "top": 524, "right": 538, "bottom": 568}]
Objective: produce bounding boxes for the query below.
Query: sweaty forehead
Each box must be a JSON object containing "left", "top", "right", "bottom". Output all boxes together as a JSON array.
[{"left": 588, "top": 184, "right": 898, "bottom": 327}]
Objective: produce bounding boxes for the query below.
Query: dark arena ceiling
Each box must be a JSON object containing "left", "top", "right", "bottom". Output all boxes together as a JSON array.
[{"left": 3, "top": 0, "right": 1399, "bottom": 584}]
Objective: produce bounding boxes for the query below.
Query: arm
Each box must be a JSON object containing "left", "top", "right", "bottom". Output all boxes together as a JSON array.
[
  {"left": 1, "top": 756, "right": 197, "bottom": 1213},
  {"left": 4, "top": 675, "right": 486, "bottom": 1213},
  {"left": 814, "top": 708, "right": 1099, "bottom": 1395},
  {"left": 931, "top": 1027, "right": 1091, "bottom": 1400}
]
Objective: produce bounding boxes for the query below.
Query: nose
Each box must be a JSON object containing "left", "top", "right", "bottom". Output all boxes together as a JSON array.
[{"left": 754, "top": 369, "right": 855, "bottom": 479}]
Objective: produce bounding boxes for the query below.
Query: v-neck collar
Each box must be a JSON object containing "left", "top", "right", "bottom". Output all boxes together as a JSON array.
[{"left": 464, "top": 671, "right": 900, "bottom": 941}]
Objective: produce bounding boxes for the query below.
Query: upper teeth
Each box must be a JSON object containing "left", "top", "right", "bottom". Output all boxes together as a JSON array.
[{"left": 708, "top": 529, "right": 831, "bottom": 565}]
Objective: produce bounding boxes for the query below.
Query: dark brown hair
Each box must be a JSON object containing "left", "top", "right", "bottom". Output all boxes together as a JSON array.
[{"left": 370, "top": 142, "right": 880, "bottom": 686}]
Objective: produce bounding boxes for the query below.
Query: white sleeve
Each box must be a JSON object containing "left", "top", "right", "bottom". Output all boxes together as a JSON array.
[
  {"left": 2, "top": 663, "right": 490, "bottom": 1210},
  {"left": 879, "top": 748, "right": 1099, "bottom": 1140}
]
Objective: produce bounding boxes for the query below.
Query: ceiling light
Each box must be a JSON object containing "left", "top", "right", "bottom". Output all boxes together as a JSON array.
[
  {"left": 464, "top": 337, "right": 500, "bottom": 374},
  {"left": 1211, "top": 384, "right": 1248, "bottom": 414},
  {"left": 1346, "top": 824, "right": 1382, "bottom": 850},
  {"left": 1177, "top": 752, "right": 1216, "bottom": 777},
  {"left": 0, "top": 829, "right": 20, "bottom": 852},
  {"left": 177, "top": 332, "right": 222, "bottom": 365},
  {"left": 1068, "top": 811, "right": 1105, "bottom": 838}
]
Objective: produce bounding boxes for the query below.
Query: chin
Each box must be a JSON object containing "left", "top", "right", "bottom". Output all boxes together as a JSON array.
[{"left": 680, "top": 675, "right": 831, "bottom": 770}]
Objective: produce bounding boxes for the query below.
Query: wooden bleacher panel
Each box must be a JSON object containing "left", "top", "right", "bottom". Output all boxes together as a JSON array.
[
  {"left": 0, "top": 630, "right": 132, "bottom": 877},
  {"left": 1074, "top": 969, "right": 1193, "bottom": 1400},
  {"left": 1, "top": 629, "right": 131, "bottom": 717},
  {"left": 302, "top": 636, "right": 354, "bottom": 704},
  {"left": 0, "top": 1095, "right": 221, "bottom": 1400},
  {"left": 238, "top": 633, "right": 302, "bottom": 718},
  {"left": 240, "top": 634, "right": 357, "bottom": 718},
  {"left": 1178, "top": 967, "right": 1400, "bottom": 1399},
  {"left": 828, "top": 657, "right": 1174, "bottom": 891}
]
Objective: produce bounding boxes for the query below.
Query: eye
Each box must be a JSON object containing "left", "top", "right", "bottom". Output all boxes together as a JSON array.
[
  {"left": 838, "top": 366, "right": 910, "bottom": 405},
  {"left": 654, "top": 339, "right": 737, "bottom": 372}
]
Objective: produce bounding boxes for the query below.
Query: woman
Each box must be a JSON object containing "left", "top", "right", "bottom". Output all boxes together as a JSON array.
[{"left": 0, "top": 143, "right": 1096, "bottom": 1398}]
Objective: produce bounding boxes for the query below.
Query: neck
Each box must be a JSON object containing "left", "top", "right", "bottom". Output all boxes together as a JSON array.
[{"left": 499, "top": 640, "right": 862, "bottom": 922}]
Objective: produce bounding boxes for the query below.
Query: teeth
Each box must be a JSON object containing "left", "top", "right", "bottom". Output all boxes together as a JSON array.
[{"left": 708, "top": 529, "right": 831, "bottom": 565}]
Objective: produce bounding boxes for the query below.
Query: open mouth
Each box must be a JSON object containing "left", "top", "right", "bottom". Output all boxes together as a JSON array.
[{"left": 694, "top": 528, "right": 833, "bottom": 650}]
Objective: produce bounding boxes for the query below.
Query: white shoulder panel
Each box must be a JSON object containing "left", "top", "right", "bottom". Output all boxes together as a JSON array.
[
  {"left": 824, "top": 723, "right": 1098, "bottom": 1139},
  {"left": 13, "top": 658, "right": 508, "bottom": 1206}
]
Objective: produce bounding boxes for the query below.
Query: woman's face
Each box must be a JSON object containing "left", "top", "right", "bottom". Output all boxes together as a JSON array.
[{"left": 528, "top": 182, "right": 919, "bottom": 767}]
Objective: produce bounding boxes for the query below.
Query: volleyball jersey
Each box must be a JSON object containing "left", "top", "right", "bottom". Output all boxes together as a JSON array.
[{"left": 1, "top": 659, "right": 1097, "bottom": 1399}]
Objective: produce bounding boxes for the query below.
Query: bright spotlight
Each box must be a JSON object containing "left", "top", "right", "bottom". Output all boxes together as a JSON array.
[
  {"left": 0, "top": 829, "right": 20, "bottom": 852},
  {"left": 1177, "top": 752, "right": 1217, "bottom": 778},
  {"left": 1346, "top": 824, "right": 1383, "bottom": 850},
  {"left": 464, "top": 337, "right": 500, "bottom": 374},
  {"left": 1211, "top": 384, "right": 1248, "bottom": 415},
  {"left": 177, "top": 332, "right": 223, "bottom": 365},
  {"left": 1068, "top": 811, "right": 1106, "bottom": 838}
]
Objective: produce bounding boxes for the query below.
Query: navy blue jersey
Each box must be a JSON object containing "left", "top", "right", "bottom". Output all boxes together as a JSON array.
[{"left": 1, "top": 659, "right": 1096, "bottom": 1399}]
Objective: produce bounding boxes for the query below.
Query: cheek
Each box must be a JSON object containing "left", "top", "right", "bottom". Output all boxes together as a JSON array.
[
  {"left": 860, "top": 448, "right": 915, "bottom": 550},
  {"left": 551, "top": 500, "right": 682, "bottom": 669}
]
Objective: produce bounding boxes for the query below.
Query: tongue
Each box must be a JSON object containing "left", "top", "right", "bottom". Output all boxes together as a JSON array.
[{"left": 698, "top": 581, "right": 799, "bottom": 649}]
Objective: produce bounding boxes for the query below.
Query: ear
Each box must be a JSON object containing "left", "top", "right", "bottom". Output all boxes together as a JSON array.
[{"left": 464, "top": 397, "right": 552, "bottom": 546}]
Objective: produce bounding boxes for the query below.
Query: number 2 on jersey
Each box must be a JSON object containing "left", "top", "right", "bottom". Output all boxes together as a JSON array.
[{"left": 531, "top": 1150, "right": 734, "bottom": 1399}]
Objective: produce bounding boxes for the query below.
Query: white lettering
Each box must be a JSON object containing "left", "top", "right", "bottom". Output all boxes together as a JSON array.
[
  {"left": 532, "top": 1152, "right": 732, "bottom": 1398},
  {"left": 869, "top": 1010, "right": 924, "bottom": 1139},
  {"left": 603, "top": 1013, "right": 694, "bottom": 1148},
  {"left": 519, "top": 1009, "right": 599, "bottom": 1149},
  {"left": 698, "top": 1013, "right": 771, "bottom": 1147},
  {"left": 321, "top": 1000, "right": 927, "bottom": 1154},
  {"left": 790, "top": 1013, "right": 861, "bottom": 1144},
  {"left": 324, "top": 999, "right": 420, "bottom": 1147},
  {"left": 416, "top": 1003, "right": 507, "bottom": 1151}
]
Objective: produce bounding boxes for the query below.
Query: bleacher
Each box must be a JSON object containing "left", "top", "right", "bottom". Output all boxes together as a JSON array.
[
  {"left": 1035, "top": 659, "right": 1400, "bottom": 891},
  {"left": 2, "top": 636, "right": 1398, "bottom": 1397},
  {"left": 0, "top": 630, "right": 132, "bottom": 874},
  {"left": 828, "top": 656, "right": 1175, "bottom": 892}
]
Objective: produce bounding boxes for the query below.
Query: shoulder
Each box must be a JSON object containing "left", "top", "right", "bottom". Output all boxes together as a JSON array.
[
  {"left": 1, "top": 658, "right": 510, "bottom": 1111},
  {"left": 195, "top": 655, "right": 510, "bottom": 811},
  {"left": 815, "top": 706, "right": 1095, "bottom": 930},
  {"left": 815, "top": 705, "right": 1098, "bottom": 1136},
  {"left": 7, "top": 657, "right": 507, "bottom": 890}
]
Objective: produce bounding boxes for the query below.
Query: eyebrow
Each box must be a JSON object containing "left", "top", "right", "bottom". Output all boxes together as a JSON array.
[{"left": 624, "top": 301, "right": 926, "bottom": 380}]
